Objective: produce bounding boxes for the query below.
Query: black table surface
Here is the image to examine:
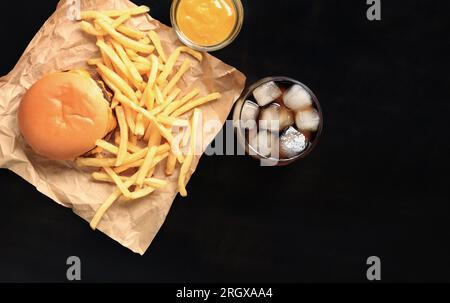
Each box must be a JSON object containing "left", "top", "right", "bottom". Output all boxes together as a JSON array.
[{"left": 0, "top": 0, "right": 449, "bottom": 283}]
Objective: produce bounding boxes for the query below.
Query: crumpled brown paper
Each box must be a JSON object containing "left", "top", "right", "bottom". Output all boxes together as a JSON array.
[{"left": 0, "top": 0, "right": 245, "bottom": 254}]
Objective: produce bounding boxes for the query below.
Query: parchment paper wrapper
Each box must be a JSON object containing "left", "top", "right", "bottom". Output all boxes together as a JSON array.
[{"left": 0, "top": 0, "right": 245, "bottom": 254}]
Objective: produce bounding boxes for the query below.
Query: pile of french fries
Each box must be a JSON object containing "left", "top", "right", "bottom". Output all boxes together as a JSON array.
[{"left": 75, "top": 6, "right": 221, "bottom": 230}]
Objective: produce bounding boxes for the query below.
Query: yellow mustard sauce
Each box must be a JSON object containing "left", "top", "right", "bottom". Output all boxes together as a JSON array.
[{"left": 176, "top": 0, "right": 237, "bottom": 47}]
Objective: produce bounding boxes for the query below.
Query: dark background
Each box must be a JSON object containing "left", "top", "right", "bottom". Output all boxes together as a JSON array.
[{"left": 0, "top": 0, "right": 449, "bottom": 283}]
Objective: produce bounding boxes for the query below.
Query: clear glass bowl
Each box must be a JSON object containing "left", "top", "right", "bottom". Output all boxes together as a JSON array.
[
  {"left": 233, "top": 76, "right": 323, "bottom": 166},
  {"left": 170, "top": 0, "right": 244, "bottom": 52}
]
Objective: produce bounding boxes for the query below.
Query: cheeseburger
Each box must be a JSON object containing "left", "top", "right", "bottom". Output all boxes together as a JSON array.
[{"left": 18, "top": 70, "right": 117, "bottom": 160}]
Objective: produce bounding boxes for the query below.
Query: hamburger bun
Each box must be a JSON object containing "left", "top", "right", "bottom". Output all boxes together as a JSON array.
[{"left": 18, "top": 71, "right": 117, "bottom": 160}]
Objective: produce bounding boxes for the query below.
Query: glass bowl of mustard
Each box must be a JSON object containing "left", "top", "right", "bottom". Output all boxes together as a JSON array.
[{"left": 171, "top": 0, "right": 244, "bottom": 52}]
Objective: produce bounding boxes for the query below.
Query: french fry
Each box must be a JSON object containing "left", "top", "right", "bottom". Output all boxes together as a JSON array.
[
  {"left": 123, "top": 105, "right": 136, "bottom": 134},
  {"left": 181, "top": 127, "right": 191, "bottom": 148},
  {"left": 157, "top": 115, "right": 189, "bottom": 128},
  {"left": 126, "top": 48, "right": 138, "bottom": 58},
  {"left": 153, "top": 151, "right": 170, "bottom": 166},
  {"left": 157, "top": 48, "right": 181, "bottom": 86},
  {"left": 157, "top": 130, "right": 183, "bottom": 164},
  {"left": 133, "top": 55, "right": 163, "bottom": 72},
  {"left": 143, "top": 87, "right": 156, "bottom": 111},
  {"left": 165, "top": 125, "right": 185, "bottom": 164},
  {"left": 157, "top": 47, "right": 202, "bottom": 86},
  {"left": 80, "top": 21, "right": 103, "bottom": 36},
  {"left": 140, "top": 36, "right": 151, "bottom": 45},
  {"left": 124, "top": 143, "right": 170, "bottom": 164},
  {"left": 165, "top": 152, "right": 177, "bottom": 176},
  {"left": 152, "top": 120, "right": 176, "bottom": 147},
  {"left": 81, "top": 13, "right": 131, "bottom": 35},
  {"left": 147, "top": 121, "right": 162, "bottom": 146},
  {"left": 159, "top": 122, "right": 179, "bottom": 146},
  {"left": 117, "top": 25, "right": 148, "bottom": 40},
  {"left": 126, "top": 187, "right": 156, "bottom": 200},
  {"left": 155, "top": 143, "right": 170, "bottom": 155},
  {"left": 166, "top": 88, "right": 182, "bottom": 104},
  {"left": 80, "top": 10, "right": 103, "bottom": 20},
  {"left": 96, "top": 139, "right": 122, "bottom": 155},
  {"left": 136, "top": 89, "right": 143, "bottom": 100},
  {"left": 131, "top": 55, "right": 151, "bottom": 65},
  {"left": 112, "top": 13, "right": 131, "bottom": 27},
  {"left": 97, "top": 63, "right": 137, "bottom": 103},
  {"left": 97, "top": 69, "right": 120, "bottom": 94},
  {"left": 147, "top": 55, "right": 159, "bottom": 90},
  {"left": 107, "top": 40, "right": 131, "bottom": 81},
  {"left": 133, "top": 62, "right": 151, "bottom": 75},
  {"left": 90, "top": 188, "right": 121, "bottom": 230},
  {"left": 87, "top": 58, "right": 103, "bottom": 66},
  {"left": 158, "top": 56, "right": 165, "bottom": 69},
  {"left": 136, "top": 146, "right": 157, "bottom": 186},
  {"left": 147, "top": 96, "right": 173, "bottom": 117},
  {"left": 92, "top": 172, "right": 168, "bottom": 188},
  {"left": 148, "top": 132, "right": 162, "bottom": 148},
  {"left": 90, "top": 172, "right": 140, "bottom": 230},
  {"left": 162, "top": 59, "right": 190, "bottom": 97},
  {"left": 163, "top": 88, "right": 200, "bottom": 116},
  {"left": 76, "top": 157, "right": 117, "bottom": 167},
  {"left": 115, "top": 106, "right": 128, "bottom": 166},
  {"left": 124, "top": 147, "right": 148, "bottom": 164},
  {"left": 135, "top": 89, "right": 146, "bottom": 136},
  {"left": 178, "top": 46, "right": 203, "bottom": 62},
  {"left": 128, "top": 143, "right": 143, "bottom": 153},
  {"left": 96, "top": 19, "right": 153, "bottom": 54},
  {"left": 96, "top": 40, "right": 133, "bottom": 84},
  {"left": 134, "top": 116, "right": 145, "bottom": 136},
  {"left": 114, "top": 152, "right": 169, "bottom": 174},
  {"left": 146, "top": 87, "right": 181, "bottom": 116},
  {"left": 143, "top": 122, "right": 152, "bottom": 141},
  {"left": 139, "top": 54, "right": 158, "bottom": 118},
  {"left": 148, "top": 30, "right": 167, "bottom": 62},
  {"left": 127, "top": 141, "right": 143, "bottom": 153},
  {"left": 114, "top": 93, "right": 154, "bottom": 121},
  {"left": 154, "top": 85, "right": 165, "bottom": 105},
  {"left": 171, "top": 93, "right": 221, "bottom": 118},
  {"left": 115, "top": 134, "right": 143, "bottom": 154},
  {"left": 81, "top": 5, "right": 150, "bottom": 19},
  {"left": 97, "top": 36, "right": 113, "bottom": 70},
  {"left": 113, "top": 159, "right": 143, "bottom": 174},
  {"left": 103, "top": 167, "right": 132, "bottom": 198},
  {"left": 179, "top": 109, "right": 201, "bottom": 197},
  {"left": 109, "top": 39, "right": 144, "bottom": 88}
]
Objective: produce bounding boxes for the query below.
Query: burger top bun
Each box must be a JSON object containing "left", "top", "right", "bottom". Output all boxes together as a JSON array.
[{"left": 18, "top": 71, "right": 117, "bottom": 160}]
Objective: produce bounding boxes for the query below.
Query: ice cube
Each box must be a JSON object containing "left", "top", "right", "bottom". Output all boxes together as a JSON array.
[
  {"left": 259, "top": 103, "right": 281, "bottom": 132},
  {"left": 283, "top": 84, "right": 312, "bottom": 111},
  {"left": 279, "top": 126, "right": 307, "bottom": 159},
  {"left": 249, "top": 130, "right": 279, "bottom": 158},
  {"left": 295, "top": 109, "right": 320, "bottom": 132},
  {"left": 253, "top": 81, "right": 282, "bottom": 107},
  {"left": 240, "top": 100, "right": 259, "bottom": 130},
  {"left": 279, "top": 105, "right": 295, "bottom": 130},
  {"left": 259, "top": 103, "right": 295, "bottom": 132}
]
